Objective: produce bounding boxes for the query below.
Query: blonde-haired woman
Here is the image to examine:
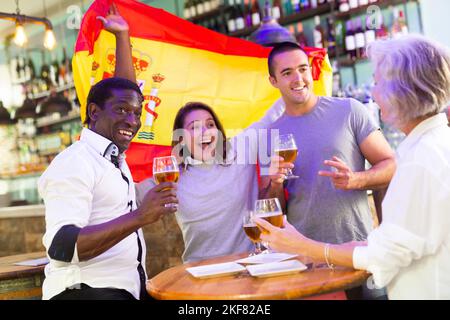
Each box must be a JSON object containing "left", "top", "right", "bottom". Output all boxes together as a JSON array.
[{"left": 255, "top": 35, "right": 450, "bottom": 300}]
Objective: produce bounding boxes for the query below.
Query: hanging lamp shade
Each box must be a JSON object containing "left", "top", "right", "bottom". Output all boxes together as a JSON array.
[
  {"left": 0, "top": 101, "right": 17, "bottom": 125},
  {"left": 15, "top": 97, "right": 37, "bottom": 119},
  {"left": 249, "top": 0, "right": 296, "bottom": 47}
]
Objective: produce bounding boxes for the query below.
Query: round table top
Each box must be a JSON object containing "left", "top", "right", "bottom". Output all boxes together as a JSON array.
[
  {"left": 0, "top": 252, "right": 47, "bottom": 281},
  {"left": 147, "top": 253, "right": 369, "bottom": 300}
]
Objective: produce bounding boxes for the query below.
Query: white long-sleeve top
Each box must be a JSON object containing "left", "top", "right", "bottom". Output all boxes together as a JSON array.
[{"left": 353, "top": 113, "right": 450, "bottom": 299}]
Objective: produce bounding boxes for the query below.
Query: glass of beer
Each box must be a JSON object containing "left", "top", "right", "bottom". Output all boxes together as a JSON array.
[
  {"left": 243, "top": 211, "right": 262, "bottom": 256},
  {"left": 153, "top": 155, "right": 179, "bottom": 208},
  {"left": 254, "top": 198, "right": 284, "bottom": 253},
  {"left": 274, "top": 133, "right": 299, "bottom": 179}
]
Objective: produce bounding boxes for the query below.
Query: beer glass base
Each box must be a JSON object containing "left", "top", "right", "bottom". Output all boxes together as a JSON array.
[
  {"left": 285, "top": 175, "right": 299, "bottom": 180},
  {"left": 164, "top": 203, "right": 178, "bottom": 209}
]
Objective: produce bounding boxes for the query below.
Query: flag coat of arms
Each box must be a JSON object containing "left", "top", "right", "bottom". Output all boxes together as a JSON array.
[{"left": 73, "top": 0, "right": 332, "bottom": 182}]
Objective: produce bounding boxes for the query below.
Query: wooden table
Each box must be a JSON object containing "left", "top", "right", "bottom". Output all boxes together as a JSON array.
[
  {"left": 147, "top": 253, "right": 369, "bottom": 300},
  {"left": 0, "top": 252, "right": 47, "bottom": 300}
]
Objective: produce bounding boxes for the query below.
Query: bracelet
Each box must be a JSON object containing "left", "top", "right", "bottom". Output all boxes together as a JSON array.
[{"left": 324, "top": 243, "right": 335, "bottom": 270}]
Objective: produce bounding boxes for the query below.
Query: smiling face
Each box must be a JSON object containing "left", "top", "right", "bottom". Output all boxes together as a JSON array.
[
  {"left": 88, "top": 88, "right": 142, "bottom": 153},
  {"left": 269, "top": 49, "right": 316, "bottom": 112},
  {"left": 182, "top": 109, "right": 219, "bottom": 163}
]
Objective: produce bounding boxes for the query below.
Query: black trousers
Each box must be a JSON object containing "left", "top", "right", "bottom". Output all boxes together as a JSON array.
[{"left": 50, "top": 283, "right": 137, "bottom": 300}]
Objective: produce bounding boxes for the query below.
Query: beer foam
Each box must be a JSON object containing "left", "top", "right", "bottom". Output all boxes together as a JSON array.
[{"left": 255, "top": 211, "right": 283, "bottom": 218}]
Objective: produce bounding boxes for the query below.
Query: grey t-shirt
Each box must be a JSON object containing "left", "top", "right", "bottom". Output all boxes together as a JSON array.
[
  {"left": 136, "top": 151, "right": 256, "bottom": 263},
  {"left": 262, "top": 96, "right": 378, "bottom": 244}
]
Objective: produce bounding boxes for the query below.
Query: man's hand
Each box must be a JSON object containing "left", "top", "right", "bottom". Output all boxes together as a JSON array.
[
  {"left": 136, "top": 182, "right": 178, "bottom": 225},
  {"left": 318, "top": 156, "right": 360, "bottom": 190},
  {"left": 97, "top": 3, "right": 129, "bottom": 35},
  {"left": 269, "top": 155, "right": 294, "bottom": 185}
]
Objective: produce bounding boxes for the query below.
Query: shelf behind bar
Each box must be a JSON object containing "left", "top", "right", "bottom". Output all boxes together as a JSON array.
[
  {"left": 30, "top": 82, "right": 75, "bottom": 100},
  {"left": 187, "top": 5, "right": 226, "bottom": 23},
  {"left": 279, "top": 3, "right": 333, "bottom": 26},
  {"left": 334, "top": 0, "right": 414, "bottom": 20}
]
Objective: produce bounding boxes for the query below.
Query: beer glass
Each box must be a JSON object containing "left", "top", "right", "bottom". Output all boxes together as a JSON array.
[
  {"left": 274, "top": 133, "right": 299, "bottom": 179},
  {"left": 254, "top": 198, "right": 284, "bottom": 253},
  {"left": 243, "top": 211, "right": 262, "bottom": 256},
  {"left": 153, "top": 155, "right": 179, "bottom": 208}
]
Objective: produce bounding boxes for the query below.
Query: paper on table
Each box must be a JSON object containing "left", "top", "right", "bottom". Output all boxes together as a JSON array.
[
  {"left": 235, "top": 252, "right": 298, "bottom": 265},
  {"left": 14, "top": 257, "right": 49, "bottom": 267},
  {"left": 246, "top": 260, "right": 308, "bottom": 278},
  {"left": 186, "top": 262, "right": 246, "bottom": 279}
]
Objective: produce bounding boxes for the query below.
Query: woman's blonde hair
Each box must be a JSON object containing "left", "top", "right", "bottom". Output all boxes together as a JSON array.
[{"left": 367, "top": 34, "right": 450, "bottom": 127}]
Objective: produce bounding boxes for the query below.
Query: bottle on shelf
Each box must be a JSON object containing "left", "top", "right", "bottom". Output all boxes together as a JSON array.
[
  {"left": 251, "top": 0, "right": 262, "bottom": 26},
  {"left": 204, "top": 0, "right": 212, "bottom": 12},
  {"left": 349, "top": 0, "right": 359, "bottom": 10},
  {"left": 354, "top": 17, "right": 366, "bottom": 59},
  {"left": 195, "top": 0, "right": 205, "bottom": 16},
  {"left": 295, "top": 22, "right": 308, "bottom": 47},
  {"left": 300, "top": 0, "right": 310, "bottom": 10},
  {"left": 291, "top": 0, "right": 300, "bottom": 13},
  {"left": 227, "top": 0, "right": 237, "bottom": 33},
  {"left": 364, "top": 15, "right": 376, "bottom": 48},
  {"left": 313, "top": 15, "right": 325, "bottom": 49},
  {"left": 358, "top": 0, "right": 369, "bottom": 6},
  {"left": 326, "top": 16, "right": 336, "bottom": 57},
  {"left": 272, "top": 0, "right": 283, "bottom": 20},
  {"left": 244, "top": 0, "right": 253, "bottom": 27},
  {"left": 235, "top": 0, "right": 246, "bottom": 30},
  {"left": 339, "top": 0, "right": 350, "bottom": 13},
  {"left": 391, "top": 8, "right": 408, "bottom": 38},
  {"left": 190, "top": 0, "right": 197, "bottom": 18},
  {"left": 184, "top": 0, "right": 192, "bottom": 19},
  {"left": 345, "top": 19, "right": 357, "bottom": 60},
  {"left": 374, "top": 11, "right": 389, "bottom": 40}
]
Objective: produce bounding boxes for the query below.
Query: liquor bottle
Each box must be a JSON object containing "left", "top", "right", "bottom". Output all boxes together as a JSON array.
[
  {"left": 244, "top": 0, "right": 252, "bottom": 27},
  {"left": 291, "top": 0, "right": 300, "bottom": 13},
  {"left": 391, "top": 8, "right": 408, "bottom": 38},
  {"left": 235, "top": 0, "right": 246, "bottom": 30},
  {"left": 364, "top": 15, "right": 376, "bottom": 48},
  {"left": 184, "top": 0, "right": 192, "bottom": 19},
  {"left": 345, "top": 20, "right": 357, "bottom": 60},
  {"left": 334, "top": 19, "right": 345, "bottom": 52},
  {"left": 250, "top": 0, "right": 261, "bottom": 26},
  {"left": 295, "top": 22, "right": 308, "bottom": 47},
  {"left": 326, "top": 16, "right": 337, "bottom": 57},
  {"left": 195, "top": 0, "right": 205, "bottom": 16},
  {"left": 204, "top": 0, "right": 212, "bottom": 12},
  {"left": 313, "top": 15, "right": 325, "bottom": 48},
  {"left": 358, "top": 0, "right": 368, "bottom": 6},
  {"left": 189, "top": 0, "right": 197, "bottom": 17},
  {"left": 375, "top": 12, "right": 389, "bottom": 40},
  {"left": 28, "top": 58, "right": 36, "bottom": 80},
  {"left": 354, "top": 17, "right": 365, "bottom": 59},
  {"left": 339, "top": 0, "right": 349, "bottom": 12},
  {"left": 300, "top": 0, "right": 310, "bottom": 10},
  {"left": 227, "top": 0, "right": 237, "bottom": 33},
  {"left": 310, "top": 0, "right": 317, "bottom": 9},
  {"left": 272, "top": 0, "right": 283, "bottom": 20},
  {"left": 349, "top": 0, "right": 358, "bottom": 9}
]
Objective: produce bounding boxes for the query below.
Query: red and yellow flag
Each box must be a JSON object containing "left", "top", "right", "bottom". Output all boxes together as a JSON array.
[{"left": 73, "top": 0, "right": 332, "bottom": 182}]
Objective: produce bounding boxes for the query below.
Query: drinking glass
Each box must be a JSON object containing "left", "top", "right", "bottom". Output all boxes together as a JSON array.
[
  {"left": 153, "top": 155, "right": 179, "bottom": 208},
  {"left": 274, "top": 133, "right": 299, "bottom": 179},
  {"left": 243, "top": 211, "right": 262, "bottom": 256},
  {"left": 254, "top": 198, "right": 284, "bottom": 253}
]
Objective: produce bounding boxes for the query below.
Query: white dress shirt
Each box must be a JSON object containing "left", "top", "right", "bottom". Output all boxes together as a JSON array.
[
  {"left": 353, "top": 113, "right": 450, "bottom": 299},
  {"left": 38, "top": 128, "right": 146, "bottom": 300}
]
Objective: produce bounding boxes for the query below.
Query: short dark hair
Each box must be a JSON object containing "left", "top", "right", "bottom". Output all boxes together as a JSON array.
[
  {"left": 172, "top": 102, "right": 230, "bottom": 166},
  {"left": 85, "top": 77, "right": 144, "bottom": 125},
  {"left": 268, "top": 41, "right": 307, "bottom": 77}
]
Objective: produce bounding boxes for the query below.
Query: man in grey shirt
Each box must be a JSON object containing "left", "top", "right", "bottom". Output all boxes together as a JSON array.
[{"left": 259, "top": 42, "right": 396, "bottom": 245}]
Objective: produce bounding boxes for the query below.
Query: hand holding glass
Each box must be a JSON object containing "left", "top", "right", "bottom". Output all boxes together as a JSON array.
[
  {"left": 274, "top": 134, "right": 299, "bottom": 179},
  {"left": 153, "top": 156, "right": 179, "bottom": 208},
  {"left": 254, "top": 198, "right": 283, "bottom": 253}
]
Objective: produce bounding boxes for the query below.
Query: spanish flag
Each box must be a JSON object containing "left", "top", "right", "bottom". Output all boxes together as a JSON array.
[{"left": 73, "top": 0, "right": 332, "bottom": 182}]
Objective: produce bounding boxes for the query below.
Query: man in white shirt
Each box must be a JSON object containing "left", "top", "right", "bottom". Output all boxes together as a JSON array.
[{"left": 39, "top": 77, "right": 178, "bottom": 300}]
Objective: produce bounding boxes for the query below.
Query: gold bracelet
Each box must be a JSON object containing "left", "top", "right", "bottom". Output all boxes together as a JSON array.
[{"left": 324, "top": 243, "right": 335, "bottom": 270}]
